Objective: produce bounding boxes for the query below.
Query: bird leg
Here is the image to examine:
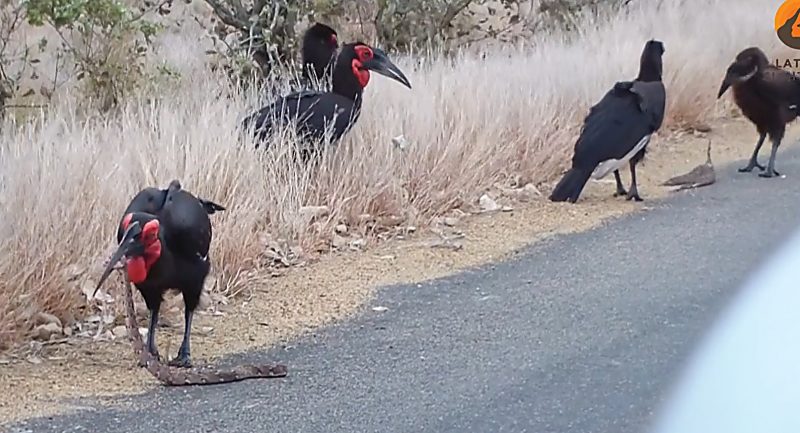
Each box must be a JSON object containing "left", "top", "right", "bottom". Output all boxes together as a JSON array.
[
  {"left": 626, "top": 161, "right": 643, "bottom": 202},
  {"left": 739, "top": 132, "right": 766, "bottom": 172},
  {"left": 613, "top": 170, "right": 627, "bottom": 196},
  {"left": 168, "top": 308, "right": 194, "bottom": 368},
  {"left": 758, "top": 136, "right": 782, "bottom": 178},
  {"left": 138, "top": 306, "right": 161, "bottom": 367}
]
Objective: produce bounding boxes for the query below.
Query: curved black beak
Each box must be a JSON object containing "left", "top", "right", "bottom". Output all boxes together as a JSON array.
[
  {"left": 92, "top": 221, "right": 141, "bottom": 299},
  {"left": 718, "top": 63, "right": 758, "bottom": 99},
  {"left": 717, "top": 76, "right": 731, "bottom": 99},
  {"left": 363, "top": 48, "right": 412, "bottom": 89}
]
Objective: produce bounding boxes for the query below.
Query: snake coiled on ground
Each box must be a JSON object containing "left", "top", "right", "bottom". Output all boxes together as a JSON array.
[{"left": 119, "top": 275, "right": 288, "bottom": 385}]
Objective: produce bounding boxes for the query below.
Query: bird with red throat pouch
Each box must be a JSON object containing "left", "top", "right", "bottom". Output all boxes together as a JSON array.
[
  {"left": 242, "top": 41, "right": 412, "bottom": 159},
  {"left": 93, "top": 180, "right": 288, "bottom": 385}
]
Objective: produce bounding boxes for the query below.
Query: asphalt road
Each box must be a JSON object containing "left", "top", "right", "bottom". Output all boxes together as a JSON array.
[{"left": 9, "top": 147, "right": 800, "bottom": 433}]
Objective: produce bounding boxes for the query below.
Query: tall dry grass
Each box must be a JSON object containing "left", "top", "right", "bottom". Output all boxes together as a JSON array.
[{"left": 0, "top": 0, "right": 785, "bottom": 350}]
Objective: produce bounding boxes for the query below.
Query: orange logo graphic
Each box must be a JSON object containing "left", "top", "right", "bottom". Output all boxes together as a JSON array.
[{"left": 777, "top": 0, "right": 800, "bottom": 49}]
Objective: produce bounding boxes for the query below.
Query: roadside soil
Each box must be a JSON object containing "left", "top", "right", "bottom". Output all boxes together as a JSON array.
[{"left": 2, "top": 115, "right": 796, "bottom": 425}]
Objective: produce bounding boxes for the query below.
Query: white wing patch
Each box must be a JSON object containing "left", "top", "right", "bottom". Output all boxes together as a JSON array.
[{"left": 591, "top": 134, "right": 651, "bottom": 180}]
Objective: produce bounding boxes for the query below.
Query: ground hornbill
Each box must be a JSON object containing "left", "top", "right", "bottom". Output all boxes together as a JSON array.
[
  {"left": 717, "top": 47, "right": 800, "bottom": 178},
  {"left": 301, "top": 23, "right": 339, "bottom": 87},
  {"left": 241, "top": 42, "right": 412, "bottom": 155},
  {"left": 549, "top": 39, "right": 666, "bottom": 203},
  {"left": 94, "top": 180, "right": 224, "bottom": 368}
]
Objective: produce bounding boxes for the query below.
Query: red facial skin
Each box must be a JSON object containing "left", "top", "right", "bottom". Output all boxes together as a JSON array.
[
  {"left": 351, "top": 45, "right": 374, "bottom": 88},
  {"left": 120, "top": 214, "right": 162, "bottom": 284},
  {"left": 330, "top": 34, "right": 338, "bottom": 46}
]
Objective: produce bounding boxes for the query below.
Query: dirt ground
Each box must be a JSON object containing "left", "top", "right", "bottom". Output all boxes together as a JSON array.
[{"left": 1, "top": 116, "right": 797, "bottom": 425}]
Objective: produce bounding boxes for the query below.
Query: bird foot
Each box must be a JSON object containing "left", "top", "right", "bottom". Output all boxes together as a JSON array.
[
  {"left": 168, "top": 354, "right": 193, "bottom": 369},
  {"left": 613, "top": 189, "right": 628, "bottom": 197},
  {"left": 738, "top": 163, "right": 765, "bottom": 173},
  {"left": 626, "top": 192, "right": 643, "bottom": 202},
  {"left": 758, "top": 169, "right": 781, "bottom": 178}
]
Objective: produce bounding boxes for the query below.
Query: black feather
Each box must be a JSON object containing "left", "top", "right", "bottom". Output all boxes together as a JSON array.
[{"left": 550, "top": 39, "right": 666, "bottom": 203}]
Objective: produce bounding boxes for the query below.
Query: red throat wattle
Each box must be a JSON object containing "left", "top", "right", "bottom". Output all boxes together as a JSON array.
[
  {"left": 126, "top": 257, "right": 148, "bottom": 284},
  {"left": 120, "top": 214, "right": 163, "bottom": 284},
  {"left": 351, "top": 60, "right": 370, "bottom": 88},
  {"left": 351, "top": 45, "right": 374, "bottom": 88}
]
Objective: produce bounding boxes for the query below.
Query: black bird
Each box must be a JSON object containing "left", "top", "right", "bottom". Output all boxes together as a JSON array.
[
  {"left": 117, "top": 183, "right": 224, "bottom": 236},
  {"left": 549, "top": 39, "right": 666, "bottom": 203},
  {"left": 717, "top": 47, "right": 800, "bottom": 178},
  {"left": 301, "top": 23, "right": 339, "bottom": 86},
  {"left": 95, "top": 180, "right": 224, "bottom": 368},
  {"left": 242, "top": 42, "right": 412, "bottom": 155}
]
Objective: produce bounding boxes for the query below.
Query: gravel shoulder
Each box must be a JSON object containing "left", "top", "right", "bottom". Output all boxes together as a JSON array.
[{"left": 1, "top": 116, "right": 797, "bottom": 425}]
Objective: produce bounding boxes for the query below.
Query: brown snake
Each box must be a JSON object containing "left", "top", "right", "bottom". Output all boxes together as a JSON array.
[{"left": 118, "top": 274, "right": 288, "bottom": 385}]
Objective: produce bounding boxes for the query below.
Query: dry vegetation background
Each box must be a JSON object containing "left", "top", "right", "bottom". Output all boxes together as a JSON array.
[{"left": 0, "top": 0, "right": 784, "bottom": 351}]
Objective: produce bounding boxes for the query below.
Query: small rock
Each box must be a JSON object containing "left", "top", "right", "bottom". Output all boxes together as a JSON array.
[
  {"left": 63, "top": 326, "right": 73, "bottom": 337},
  {"left": 33, "top": 312, "right": 62, "bottom": 329},
  {"left": 392, "top": 134, "right": 409, "bottom": 151},
  {"left": 32, "top": 323, "right": 63, "bottom": 341},
  {"left": 349, "top": 239, "right": 366, "bottom": 250},
  {"left": 195, "top": 326, "right": 214, "bottom": 336},
  {"left": 498, "top": 183, "right": 541, "bottom": 202},
  {"left": 334, "top": 224, "right": 348, "bottom": 234},
  {"left": 263, "top": 248, "right": 284, "bottom": 261},
  {"left": 501, "top": 206, "right": 514, "bottom": 212},
  {"left": 522, "top": 183, "right": 542, "bottom": 197},
  {"left": 198, "top": 291, "right": 213, "bottom": 311},
  {"left": 201, "top": 276, "right": 221, "bottom": 299},
  {"left": 443, "top": 217, "right": 459, "bottom": 227},
  {"left": 479, "top": 194, "right": 500, "bottom": 212},
  {"left": 372, "top": 306, "right": 389, "bottom": 312},
  {"left": 332, "top": 234, "right": 348, "bottom": 249},
  {"left": 112, "top": 325, "right": 128, "bottom": 339}
]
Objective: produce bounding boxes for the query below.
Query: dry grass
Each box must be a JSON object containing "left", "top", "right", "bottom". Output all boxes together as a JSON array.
[
  {"left": 4, "top": 117, "right": 796, "bottom": 424},
  {"left": 0, "top": 0, "right": 787, "bottom": 350}
]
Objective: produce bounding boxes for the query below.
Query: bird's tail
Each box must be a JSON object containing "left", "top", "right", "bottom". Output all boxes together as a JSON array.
[
  {"left": 549, "top": 167, "right": 592, "bottom": 203},
  {"left": 199, "top": 199, "right": 226, "bottom": 215}
]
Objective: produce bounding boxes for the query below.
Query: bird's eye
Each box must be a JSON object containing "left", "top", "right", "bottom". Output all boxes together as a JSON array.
[{"left": 355, "top": 46, "right": 373, "bottom": 62}]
